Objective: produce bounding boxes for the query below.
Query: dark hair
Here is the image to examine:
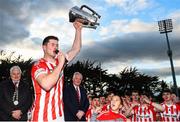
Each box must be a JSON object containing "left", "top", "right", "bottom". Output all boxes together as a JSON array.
[
  {"left": 124, "top": 90, "right": 131, "bottom": 96},
  {"left": 140, "top": 91, "right": 150, "bottom": 97},
  {"left": 131, "top": 90, "right": 139, "bottom": 95},
  {"left": 42, "top": 36, "right": 59, "bottom": 45},
  {"left": 162, "top": 88, "right": 172, "bottom": 94}
]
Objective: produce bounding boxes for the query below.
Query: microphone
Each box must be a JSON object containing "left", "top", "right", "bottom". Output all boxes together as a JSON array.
[
  {"left": 55, "top": 49, "right": 68, "bottom": 67},
  {"left": 55, "top": 49, "right": 59, "bottom": 54}
]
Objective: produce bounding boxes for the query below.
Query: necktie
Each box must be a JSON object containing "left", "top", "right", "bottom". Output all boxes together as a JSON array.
[
  {"left": 14, "top": 82, "right": 18, "bottom": 88},
  {"left": 76, "top": 87, "right": 80, "bottom": 103},
  {"left": 13, "top": 82, "right": 19, "bottom": 105}
]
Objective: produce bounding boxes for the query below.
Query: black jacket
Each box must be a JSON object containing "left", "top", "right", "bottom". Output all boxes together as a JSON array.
[
  {"left": 0, "top": 80, "right": 33, "bottom": 121},
  {"left": 63, "top": 83, "right": 89, "bottom": 121}
]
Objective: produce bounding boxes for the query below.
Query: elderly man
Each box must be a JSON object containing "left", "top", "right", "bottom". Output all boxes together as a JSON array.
[
  {"left": 0, "top": 65, "right": 33, "bottom": 120},
  {"left": 63, "top": 72, "right": 89, "bottom": 121}
]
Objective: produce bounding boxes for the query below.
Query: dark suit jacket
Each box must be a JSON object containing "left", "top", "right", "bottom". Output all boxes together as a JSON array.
[
  {"left": 63, "top": 83, "right": 89, "bottom": 121},
  {"left": 0, "top": 80, "right": 33, "bottom": 121}
]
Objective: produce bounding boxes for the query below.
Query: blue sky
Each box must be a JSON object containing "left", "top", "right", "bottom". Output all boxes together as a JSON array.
[{"left": 0, "top": 0, "right": 180, "bottom": 86}]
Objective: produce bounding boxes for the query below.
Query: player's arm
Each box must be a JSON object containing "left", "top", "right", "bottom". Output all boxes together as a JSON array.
[
  {"left": 143, "top": 95, "right": 164, "bottom": 112},
  {"left": 36, "top": 53, "right": 65, "bottom": 91},
  {"left": 66, "top": 20, "right": 82, "bottom": 62}
]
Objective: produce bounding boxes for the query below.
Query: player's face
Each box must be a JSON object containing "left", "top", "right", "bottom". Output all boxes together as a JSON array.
[
  {"left": 139, "top": 95, "right": 146, "bottom": 104},
  {"left": 43, "top": 39, "right": 58, "bottom": 58},
  {"left": 162, "top": 92, "right": 171, "bottom": 101},
  {"left": 132, "top": 92, "right": 139, "bottom": 101},
  {"left": 100, "top": 97, "right": 106, "bottom": 104},
  {"left": 92, "top": 98, "right": 100, "bottom": 107},
  {"left": 171, "top": 94, "right": 177, "bottom": 102},
  {"left": 10, "top": 69, "right": 21, "bottom": 82},
  {"left": 110, "top": 96, "right": 122, "bottom": 112},
  {"left": 107, "top": 93, "right": 114, "bottom": 102}
]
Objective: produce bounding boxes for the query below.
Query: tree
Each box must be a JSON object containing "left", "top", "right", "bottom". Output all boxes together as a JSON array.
[
  {"left": 64, "top": 60, "right": 109, "bottom": 97},
  {"left": 65, "top": 61, "right": 170, "bottom": 102},
  {"left": 1, "top": 50, "right": 172, "bottom": 102},
  {"left": 0, "top": 50, "right": 33, "bottom": 88}
]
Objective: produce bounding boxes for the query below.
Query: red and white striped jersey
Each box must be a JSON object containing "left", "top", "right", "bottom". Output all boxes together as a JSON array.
[
  {"left": 160, "top": 103, "right": 180, "bottom": 122},
  {"left": 131, "top": 105, "right": 156, "bottom": 122},
  {"left": 31, "top": 58, "right": 64, "bottom": 121}
]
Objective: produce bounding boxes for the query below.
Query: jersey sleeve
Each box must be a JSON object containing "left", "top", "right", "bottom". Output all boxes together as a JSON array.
[{"left": 32, "top": 60, "right": 47, "bottom": 79}]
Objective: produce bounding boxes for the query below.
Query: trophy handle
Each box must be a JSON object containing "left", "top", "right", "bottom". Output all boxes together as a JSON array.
[{"left": 80, "top": 5, "right": 101, "bottom": 19}]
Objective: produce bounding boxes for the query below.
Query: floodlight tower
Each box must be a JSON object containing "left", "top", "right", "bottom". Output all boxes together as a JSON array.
[{"left": 158, "top": 19, "right": 179, "bottom": 98}]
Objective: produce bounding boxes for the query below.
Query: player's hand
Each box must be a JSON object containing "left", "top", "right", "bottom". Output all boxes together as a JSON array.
[
  {"left": 73, "top": 19, "right": 83, "bottom": 31},
  {"left": 56, "top": 51, "right": 65, "bottom": 66},
  {"left": 12, "top": 110, "right": 22, "bottom": 120}
]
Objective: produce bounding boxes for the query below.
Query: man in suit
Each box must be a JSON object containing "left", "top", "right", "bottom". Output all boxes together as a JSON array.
[
  {"left": 0, "top": 65, "right": 33, "bottom": 120},
  {"left": 63, "top": 72, "right": 89, "bottom": 121}
]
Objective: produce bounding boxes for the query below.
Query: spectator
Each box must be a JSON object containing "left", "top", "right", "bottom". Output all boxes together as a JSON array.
[
  {"left": 122, "top": 90, "right": 131, "bottom": 112},
  {"left": 171, "top": 93, "right": 180, "bottom": 104},
  {"left": 160, "top": 89, "right": 180, "bottom": 121},
  {"left": 99, "top": 96, "right": 106, "bottom": 106},
  {"left": 125, "top": 91, "right": 164, "bottom": 121},
  {"left": 91, "top": 95, "right": 128, "bottom": 122},
  {"left": 63, "top": 72, "right": 89, "bottom": 121},
  {"left": 102, "top": 92, "right": 114, "bottom": 111},
  {"left": 86, "top": 96, "right": 100, "bottom": 122},
  {"left": 0, "top": 65, "right": 32, "bottom": 120}
]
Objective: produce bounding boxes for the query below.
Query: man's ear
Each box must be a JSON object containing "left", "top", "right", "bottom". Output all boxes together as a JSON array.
[{"left": 42, "top": 45, "right": 46, "bottom": 51}]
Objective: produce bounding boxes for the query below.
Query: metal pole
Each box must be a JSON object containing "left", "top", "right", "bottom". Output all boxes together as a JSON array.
[
  {"left": 163, "top": 21, "right": 179, "bottom": 98},
  {"left": 99, "top": 62, "right": 102, "bottom": 83}
]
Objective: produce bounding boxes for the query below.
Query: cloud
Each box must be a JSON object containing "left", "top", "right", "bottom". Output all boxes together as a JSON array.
[
  {"left": 105, "top": 0, "right": 152, "bottom": 15},
  {"left": 0, "top": 0, "right": 72, "bottom": 46},
  {"left": 100, "top": 60, "right": 180, "bottom": 78},
  {"left": 90, "top": 11, "right": 180, "bottom": 64},
  {"left": 1, "top": 0, "right": 180, "bottom": 83},
  {"left": 0, "top": 11, "right": 30, "bottom": 45},
  {"left": 99, "top": 19, "right": 155, "bottom": 38},
  {"left": 79, "top": 30, "right": 180, "bottom": 63},
  {"left": 141, "top": 66, "right": 180, "bottom": 78}
]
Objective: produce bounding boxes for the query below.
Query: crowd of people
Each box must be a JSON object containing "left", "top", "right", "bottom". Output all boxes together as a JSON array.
[
  {"left": 0, "top": 20, "right": 180, "bottom": 122},
  {"left": 86, "top": 89, "right": 180, "bottom": 121}
]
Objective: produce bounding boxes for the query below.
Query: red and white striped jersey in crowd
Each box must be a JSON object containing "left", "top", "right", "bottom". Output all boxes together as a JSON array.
[
  {"left": 131, "top": 105, "right": 156, "bottom": 122},
  {"left": 160, "top": 103, "right": 180, "bottom": 122},
  {"left": 31, "top": 58, "right": 64, "bottom": 121}
]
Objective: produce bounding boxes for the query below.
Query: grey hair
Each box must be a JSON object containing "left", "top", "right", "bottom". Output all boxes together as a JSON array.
[
  {"left": 10, "top": 65, "right": 22, "bottom": 74},
  {"left": 73, "top": 72, "right": 83, "bottom": 80}
]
